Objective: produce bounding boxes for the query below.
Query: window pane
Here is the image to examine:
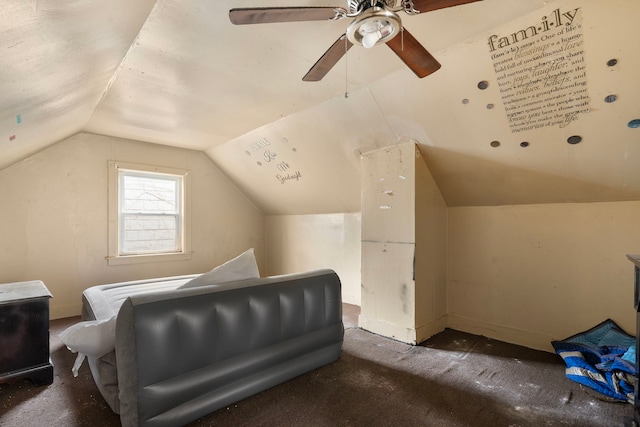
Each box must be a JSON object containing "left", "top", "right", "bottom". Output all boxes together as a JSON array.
[
  {"left": 119, "top": 171, "right": 183, "bottom": 255},
  {"left": 121, "top": 214, "right": 179, "bottom": 253},
  {"left": 122, "top": 175, "right": 178, "bottom": 214}
]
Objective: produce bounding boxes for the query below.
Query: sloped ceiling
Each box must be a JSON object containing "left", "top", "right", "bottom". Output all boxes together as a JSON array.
[
  {"left": 2, "top": 0, "right": 639, "bottom": 214},
  {"left": 2, "top": 0, "right": 156, "bottom": 169}
]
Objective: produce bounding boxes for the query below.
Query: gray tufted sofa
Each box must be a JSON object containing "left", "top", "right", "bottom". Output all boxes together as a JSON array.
[{"left": 82, "top": 269, "right": 344, "bottom": 427}]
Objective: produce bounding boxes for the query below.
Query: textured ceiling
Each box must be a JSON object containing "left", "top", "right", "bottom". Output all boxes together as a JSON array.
[{"left": 2, "top": 0, "right": 639, "bottom": 213}]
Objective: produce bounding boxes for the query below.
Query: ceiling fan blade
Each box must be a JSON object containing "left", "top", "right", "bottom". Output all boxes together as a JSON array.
[
  {"left": 386, "top": 29, "right": 441, "bottom": 78},
  {"left": 303, "top": 34, "right": 353, "bottom": 82},
  {"left": 410, "top": 0, "right": 482, "bottom": 13},
  {"left": 229, "top": 7, "right": 345, "bottom": 25}
]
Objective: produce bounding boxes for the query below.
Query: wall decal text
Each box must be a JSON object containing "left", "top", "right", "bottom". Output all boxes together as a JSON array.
[
  {"left": 488, "top": 7, "right": 590, "bottom": 133},
  {"left": 245, "top": 137, "right": 302, "bottom": 184}
]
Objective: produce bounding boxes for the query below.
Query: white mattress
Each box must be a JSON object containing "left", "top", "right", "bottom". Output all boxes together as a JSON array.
[{"left": 83, "top": 275, "right": 199, "bottom": 320}]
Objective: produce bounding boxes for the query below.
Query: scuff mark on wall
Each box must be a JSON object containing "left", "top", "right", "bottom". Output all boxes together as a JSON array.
[{"left": 400, "top": 283, "right": 409, "bottom": 315}]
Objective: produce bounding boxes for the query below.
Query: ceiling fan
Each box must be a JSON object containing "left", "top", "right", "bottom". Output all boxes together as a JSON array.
[{"left": 229, "top": 0, "right": 482, "bottom": 81}]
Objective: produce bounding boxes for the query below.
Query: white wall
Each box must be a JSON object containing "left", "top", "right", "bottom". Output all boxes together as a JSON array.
[
  {"left": 0, "top": 133, "right": 265, "bottom": 319},
  {"left": 447, "top": 201, "right": 640, "bottom": 351},
  {"left": 265, "top": 214, "right": 361, "bottom": 305},
  {"left": 4, "top": 130, "right": 637, "bottom": 356}
]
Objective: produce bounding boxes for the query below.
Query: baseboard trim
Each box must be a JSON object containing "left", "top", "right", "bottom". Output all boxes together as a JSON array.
[
  {"left": 358, "top": 315, "right": 449, "bottom": 345},
  {"left": 416, "top": 315, "right": 448, "bottom": 344},
  {"left": 356, "top": 313, "right": 554, "bottom": 352},
  {"left": 51, "top": 302, "right": 82, "bottom": 320},
  {"left": 358, "top": 314, "right": 417, "bottom": 344},
  {"left": 447, "top": 314, "right": 556, "bottom": 353}
]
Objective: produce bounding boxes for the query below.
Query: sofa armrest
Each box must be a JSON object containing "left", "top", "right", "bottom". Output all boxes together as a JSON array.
[{"left": 115, "top": 298, "right": 140, "bottom": 427}]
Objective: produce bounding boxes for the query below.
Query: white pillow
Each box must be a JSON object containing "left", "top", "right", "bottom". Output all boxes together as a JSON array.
[
  {"left": 59, "top": 316, "right": 116, "bottom": 357},
  {"left": 59, "top": 316, "right": 117, "bottom": 377},
  {"left": 179, "top": 248, "right": 260, "bottom": 289}
]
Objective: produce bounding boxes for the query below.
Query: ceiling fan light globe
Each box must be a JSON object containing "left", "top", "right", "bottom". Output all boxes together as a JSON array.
[
  {"left": 362, "top": 31, "right": 382, "bottom": 48},
  {"left": 346, "top": 7, "right": 401, "bottom": 47}
]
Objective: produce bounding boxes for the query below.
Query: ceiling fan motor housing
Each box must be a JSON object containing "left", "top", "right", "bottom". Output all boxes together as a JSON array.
[{"left": 348, "top": 0, "right": 403, "bottom": 14}]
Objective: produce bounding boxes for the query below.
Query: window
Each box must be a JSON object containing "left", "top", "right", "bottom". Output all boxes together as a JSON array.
[{"left": 108, "top": 161, "right": 191, "bottom": 265}]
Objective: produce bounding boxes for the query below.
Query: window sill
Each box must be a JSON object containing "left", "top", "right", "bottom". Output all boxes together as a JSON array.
[{"left": 106, "top": 252, "right": 192, "bottom": 266}]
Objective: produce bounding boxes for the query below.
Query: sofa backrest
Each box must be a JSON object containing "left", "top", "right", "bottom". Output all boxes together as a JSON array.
[{"left": 115, "top": 269, "right": 343, "bottom": 427}]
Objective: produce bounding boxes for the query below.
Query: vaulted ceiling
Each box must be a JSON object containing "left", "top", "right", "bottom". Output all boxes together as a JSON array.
[{"left": 2, "top": 0, "right": 639, "bottom": 214}]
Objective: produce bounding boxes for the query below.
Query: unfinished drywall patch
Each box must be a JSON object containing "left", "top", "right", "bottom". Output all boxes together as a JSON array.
[{"left": 489, "top": 6, "right": 590, "bottom": 133}]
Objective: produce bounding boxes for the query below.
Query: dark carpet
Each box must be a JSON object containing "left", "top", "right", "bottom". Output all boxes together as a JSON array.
[{"left": 1, "top": 304, "right": 633, "bottom": 426}]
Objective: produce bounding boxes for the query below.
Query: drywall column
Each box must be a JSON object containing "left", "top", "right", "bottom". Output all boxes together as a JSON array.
[
  {"left": 414, "top": 144, "right": 448, "bottom": 342},
  {"left": 359, "top": 142, "right": 447, "bottom": 344}
]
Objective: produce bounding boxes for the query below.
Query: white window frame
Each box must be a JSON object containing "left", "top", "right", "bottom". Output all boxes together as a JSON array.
[{"left": 107, "top": 160, "right": 192, "bottom": 265}]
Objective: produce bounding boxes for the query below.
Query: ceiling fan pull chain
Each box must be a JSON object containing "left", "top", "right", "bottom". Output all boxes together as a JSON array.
[{"left": 344, "top": 34, "right": 349, "bottom": 98}]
